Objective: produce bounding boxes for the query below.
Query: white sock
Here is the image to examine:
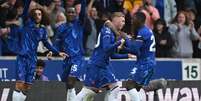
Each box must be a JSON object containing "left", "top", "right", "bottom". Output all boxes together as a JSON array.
[
  {"left": 12, "top": 90, "right": 26, "bottom": 101},
  {"left": 67, "top": 88, "right": 76, "bottom": 101},
  {"left": 75, "top": 87, "right": 96, "bottom": 101},
  {"left": 128, "top": 88, "right": 141, "bottom": 101},
  {"left": 104, "top": 90, "right": 111, "bottom": 101}
]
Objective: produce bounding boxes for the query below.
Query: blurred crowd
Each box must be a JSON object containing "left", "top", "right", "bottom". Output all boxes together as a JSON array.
[{"left": 0, "top": 0, "right": 201, "bottom": 58}]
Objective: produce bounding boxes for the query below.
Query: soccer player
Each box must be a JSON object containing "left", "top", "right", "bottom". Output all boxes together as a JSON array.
[
  {"left": 80, "top": 12, "right": 133, "bottom": 100},
  {"left": 52, "top": 0, "right": 87, "bottom": 100},
  {"left": 121, "top": 12, "right": 156, "bottom": 101},
  {"left": 1, "top": 0, "right": 67, "bottom": 101}
]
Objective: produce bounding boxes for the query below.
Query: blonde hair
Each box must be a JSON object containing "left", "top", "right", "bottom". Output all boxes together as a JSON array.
[{"left": 110, "top": 12, "right": 125, "bottom": 20}]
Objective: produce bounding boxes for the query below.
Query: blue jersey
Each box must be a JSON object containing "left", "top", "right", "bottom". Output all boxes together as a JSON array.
[
  {"left": 54, "top": 0, "right": 86, "bottom": 81},
  {"left": 54, "top": 22, "right": 84, "bottom": 62},
  {"left": 6, "top": 24, "right": 24, "bottom": 54},
  {"left": 54, "top": 0, "right": 86, "bottom": 63},
  {"left": 6, "top": 0, "right": 59, "bottom": 84},
  {"left": 7, "top": 0, "right": 59, "bottom": 56},
  {"left": 125, "top": 26, "right": 156, "bottom": 65},
  {"left": 89, "top": 25, "right": 128, "bottom": 67}
]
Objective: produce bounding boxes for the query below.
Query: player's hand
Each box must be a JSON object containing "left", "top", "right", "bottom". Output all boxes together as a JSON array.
[
  {"left": 120, "top": 31, "right": 128, "bottom": 39},
  {"left": 0, "top": 28, "right": 10, "bottom": 36},
  {"left": 118, "top": 39, "right": 125, "bottom": 50},
  {"left": 46, "top": 51, "right": 53, "bottom": 60},
  {"left": 128, "top": 53, "right": 136, "bottom": 59},
  {"left": 120, "top": 38, "right": 125, "bottom": 44},
  {"left": 59, "top": 52, "right": 69, "bottom": 59}
]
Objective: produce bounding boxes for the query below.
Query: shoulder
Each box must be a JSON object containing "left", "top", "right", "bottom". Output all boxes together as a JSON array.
[
  {"left": 42, "top": 75, "right": 49, "bottom": 81},
  {"left": 56, "top": 23, "right": 68, "bottom": 32},
  {"left": 138, "top": 26, "right": 153, "bottom": 39},
  {"left": 101, "top": 26, "right": 112, "bottom": 35}
]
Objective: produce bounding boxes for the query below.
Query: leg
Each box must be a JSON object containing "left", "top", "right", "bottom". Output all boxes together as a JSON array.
[
  {"left": 104, "top": 82, "right": 120, "bottom": 101},
  {"left": 76, "top": 87, "right": 96, "bottom": 101},
  {"left": 142, "top": 78, "right": 167, "bottom": 91},
  {"left": 12, "top": 56, "right": 27, "bottom": 101},
  {"left": 76, "top": 64, "right": 100, "bottom": 101},
  {"left": 66, "top": 76, "right": 77, "bottom": 101}
]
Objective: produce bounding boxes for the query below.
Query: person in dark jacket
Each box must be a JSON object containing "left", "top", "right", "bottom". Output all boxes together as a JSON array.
[{"left": 153, "top": 19, "right": 174, "bottom": 57}]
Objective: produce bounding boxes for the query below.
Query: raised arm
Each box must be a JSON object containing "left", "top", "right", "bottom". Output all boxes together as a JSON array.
[
  {"left": 87, "top": 0, "right": 94, "bottom": 16},
  {"left": 22, "top": 0, "right": 31, "bottom": 21},
  {"left": 79, "top": 0, "right": 86, "bottom": 24}
]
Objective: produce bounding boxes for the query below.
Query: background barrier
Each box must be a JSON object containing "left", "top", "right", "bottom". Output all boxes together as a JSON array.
[
  {"left": 0, "top": 81, "right": 201, "bottom": 101},
  {"left": 0, "top": 57, "right": 200, "bottom": 81}
]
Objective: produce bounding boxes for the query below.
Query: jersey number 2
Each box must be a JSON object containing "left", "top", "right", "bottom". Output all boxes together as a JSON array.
[{"left": 149, "top": 35, "right": 156, "bottom": 52}]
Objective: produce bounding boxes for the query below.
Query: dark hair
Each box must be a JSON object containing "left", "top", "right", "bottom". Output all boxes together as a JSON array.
[
  {"left": 131, "top": 12, "right": 146, "bottom": 37},
  {"left": 29, "top": 7, "right": 51, "bottom": 25},
  {"left": 133, "top": 12, "right": 146, "bottom": 24},
  {"left": 74, "top": 0, "right": 81, "bottom": 6},
  {"left": 36, "top": 59, "right": 45, "bottom": 68},
  {"left": 6, "top": 8, "right": 18, "bottom": 20},
  {"left": 35, "top": 0, "right": 52, "bottom": 6},
  {"left": 153, "top": 18, "right": 167, "bottom": 32},
  {"left": 13, "top": 0, "right": 24, "bottom": 8}
]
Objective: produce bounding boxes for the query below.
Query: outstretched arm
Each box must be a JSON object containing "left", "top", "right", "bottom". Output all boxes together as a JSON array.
[
  {"left": 41, "top": 28, "right": 59, "bottom": 54},
  {"left": 124, "top": 38, "right": 143, "bottom": 56},
  {"left": 22, "top": 0, "right": 31, "bottom": 22},
  {"left": 79, "top": 0, "right": 86, "bottom": 24}
]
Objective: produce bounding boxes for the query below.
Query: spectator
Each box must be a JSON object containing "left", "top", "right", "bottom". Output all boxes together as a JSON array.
[
  {"left": 152, "top": 0, "right": 177, "bottom": 24},
  {"left": 49, "top": 0, "right": 65, "bottom": 29},
  {"left": 85, "top": 0, "right": 98, "bottom": 56},
  {"left": 123, "top": 0, "right": 143, "bottom": 14},
  {"left": 93, "top": 0, "right": 112, "bottom": 13},
  {"left": 185, "top": 8, "right": 201, "bottom": 58},
  {"left": 34, "top": 59, "right": 49, "bottom": 81},
  {"left": 64, "top": 0, "right": 75, "bottom": 8},
  {"left": 142, "top": 0, "right": 160, "bottom": 29},
  {"left": 194, "top": 25, "right": 201, "bottom": 58},
  {"left": 0, "top": 0, "right": 17, "bottom": 56},
  {"left": 0, "top": 0, "right": 16, "bottom": 28},
  {"left": 153, "top": 19, "right": 174, "bottom": 57},
  {"left": 131, "top": 0, "right": 160, "bottom": 29},
  {"left": 169, "top": 11, "right": 201, "bottom": 58}
]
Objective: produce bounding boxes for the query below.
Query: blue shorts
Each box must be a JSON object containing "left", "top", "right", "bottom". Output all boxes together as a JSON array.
[
  {"left": 84, "top": 64, "right": 116, "bottom": 88},
  {"left": 61, "top": 57, "right": 86, "bottom": 82},
  {"left": 16, "top": 55, "right": 37, "bottom": 84},
  {"left": 128, "top": 63, "right": 154, "bottom": 86}
]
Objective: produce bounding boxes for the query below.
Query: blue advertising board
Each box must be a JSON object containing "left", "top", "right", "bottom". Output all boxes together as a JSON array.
[{"left": 0, "top": 58, "right": 182, "bottom": 81}]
